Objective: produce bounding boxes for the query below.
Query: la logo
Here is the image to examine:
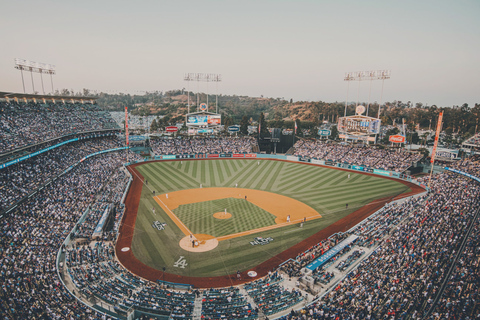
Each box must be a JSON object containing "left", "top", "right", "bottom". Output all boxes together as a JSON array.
[{"left": 173, "top": 256, "right": 188, "bottom": 269}]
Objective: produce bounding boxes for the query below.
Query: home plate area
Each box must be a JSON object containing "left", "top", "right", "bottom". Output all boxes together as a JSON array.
[{"left": 179, "top": 234, "right": 219, "bottom": 252}]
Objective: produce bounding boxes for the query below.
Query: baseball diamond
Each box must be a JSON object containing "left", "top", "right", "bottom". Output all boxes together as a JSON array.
[{"left": 116, "top": 159, "right": 423, "bottom": 287}]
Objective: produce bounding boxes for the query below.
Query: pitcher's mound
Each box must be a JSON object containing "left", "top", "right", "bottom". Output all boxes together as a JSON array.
[
  {"left": 213, "top": 212, "right": 232, "bottom": 219},
  {"left": 179, "top": 234, "right": 218, "bottom": 252}
]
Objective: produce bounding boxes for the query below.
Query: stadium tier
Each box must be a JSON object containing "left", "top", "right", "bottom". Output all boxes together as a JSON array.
[
  {"left": 293, "top": 140, "right": 423, "bottom": 173},
  {"left": 0, "top": 103, "right": 479, "bottom": 319},
  {"left": 0, "top": 101, "right": 120, "bottom": 154}
]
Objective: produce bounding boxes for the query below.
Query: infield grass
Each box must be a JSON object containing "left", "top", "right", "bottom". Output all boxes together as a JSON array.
[
  {"left": 131, "top": 159, "right": 411, "bottom": 277},
  {"left": 174, "top": 198, "right": 276, "bottom": 237}
]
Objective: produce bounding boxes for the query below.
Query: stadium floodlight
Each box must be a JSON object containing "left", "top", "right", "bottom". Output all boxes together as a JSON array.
[
  {"left": 15, "top": 58, "right": 56, "bottom": 95},
  {"left": 344, "top": 69, "right": 390, "bottom": 119},
  {"left": 184, "top": 73, "right": 222, "bottom": 113}
]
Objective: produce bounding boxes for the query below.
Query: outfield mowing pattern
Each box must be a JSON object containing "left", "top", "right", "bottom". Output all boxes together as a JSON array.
[
  {"left": 137, "top": 160, "right": 410, "bottom": 213},
  {"left": 132, "top": 159, "right": 412, "bottom": 277},
  {"left": 174, "top": 198, "right": 276, "bottom": 237}
]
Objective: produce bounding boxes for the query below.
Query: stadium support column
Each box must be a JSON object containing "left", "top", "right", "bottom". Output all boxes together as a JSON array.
[
  {"left": 50, "top": 72, "right": 54, "bottom": 94},
  {"left": 344, "top": 79, "right": 350, "bottom": 143},
  {"left": 187, "top": 79, "right": 190, "bottom": 114},
  {"left": 40, "top": 71, "right": 45, "bottom": 95},
  {"left": 206, "top": 75, "right": 209, "bottom": 112},
  {"left": 30, "top": 68, "right": 35, "bottom": 94},
  {"left": 125, "top": 106, "right": 129, "bottom": 163},
  {"left": 216, "top": 80, "right": 219, "bottom": 114},
  {"left": 20, "top": 68, "right": 26, "bottom": 93}
]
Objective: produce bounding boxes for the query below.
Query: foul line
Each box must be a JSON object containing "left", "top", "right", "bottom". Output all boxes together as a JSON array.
[
  {"left": 154, "top": 196, "right": 194, "bottom": 238},
  {"left": 153, "top": 194, "right": 321, "bottom": 243},
  {"left": 215, "top": 215, "right": 321, "bottom": 242}
]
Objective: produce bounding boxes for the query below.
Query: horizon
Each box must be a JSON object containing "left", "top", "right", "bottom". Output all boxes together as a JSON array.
[{"left": 1, "top": 0, "right": 479, "bottom": 108}]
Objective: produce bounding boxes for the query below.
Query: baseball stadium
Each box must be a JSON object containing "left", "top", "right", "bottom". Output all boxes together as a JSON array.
[{"left": 1, "top": 3, "right": 480, "bottom": 319}]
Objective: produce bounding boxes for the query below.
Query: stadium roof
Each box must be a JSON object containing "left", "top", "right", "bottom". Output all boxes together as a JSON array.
[{"left": 0, "top": 91, "right": 98, "bottom": 103}]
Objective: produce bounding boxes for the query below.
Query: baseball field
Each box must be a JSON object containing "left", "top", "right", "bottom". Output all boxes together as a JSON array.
[{"left": 116, "top": 159, "right": 419, "bottom": 287}]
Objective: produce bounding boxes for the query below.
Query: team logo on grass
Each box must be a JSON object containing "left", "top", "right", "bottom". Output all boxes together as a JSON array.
[
  {"left": 250, "top": 236, "right": 273, "bottom": 246},
  {"left": 152, "top": 221, "right": 167, "bottom": 231},
  {"left": 173, "top": 256, "right": 188, "bottom": 269}
]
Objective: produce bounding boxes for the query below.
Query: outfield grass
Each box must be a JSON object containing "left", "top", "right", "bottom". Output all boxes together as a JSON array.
[{"left": 131, "top": 159, "right": 411, "bottom": 277}]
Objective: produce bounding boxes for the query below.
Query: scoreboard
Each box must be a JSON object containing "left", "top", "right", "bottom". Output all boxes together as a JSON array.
[
  {"left": 186, "top": 113, "right": 221, "bottom": 127},
  {"left": 338, "top": 115, "right": 381, "bottom": 136}
]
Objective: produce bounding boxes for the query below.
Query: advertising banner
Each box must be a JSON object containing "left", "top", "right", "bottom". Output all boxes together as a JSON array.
[
  {"left": 389, "top": 135, "right": 405, "bottom": 143},
  {"left": 208, "top": 154, "right": 220, "bottom": 158},
  {"left": 445, "top": 167, "right": 480, "bottom": 183},
  {"left": 286, "top": 155, "right": 298, "bottom": 161},
  {"left": 207, "top": 115, "right": 221, "bottom": 124},
  {"left": 311, "top": 159, "right": 325, "bottom": 165},
  {"left": 233, "top": 154, "right": 245, "bottom": 158},
  {"left": 197, "top": 129, "right": 214, "bottom": 134},
  {"left": 318, "top": 129, "right": 331, "bottom": 136},
  {"left": 220, "top": 154, "right": 232, "bottom": 158},
  {"left": 352, "top": 165, "right": 364, "bottom": 171},
  {"left": 245, "top": 154, "right": 257, "bottom": 158},
  {"left": 373, "top": 169, "right": 392, "bottom": 176},
  {"left": 161, "top": 155, "right": 176, "bottom": 160},
  {"left": 228, "top": 125, "right": 240, "bottom": 132},
  {"left": 176, "top": 154, "right": 195, "bottom": 159},
  {"left": 166, "top": 126, "right": 178, "bottom": 132}
]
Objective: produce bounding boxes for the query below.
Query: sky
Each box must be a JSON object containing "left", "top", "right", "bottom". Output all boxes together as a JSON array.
[{"left": 1, "top": 0, "right": 479, "bottom": 107}]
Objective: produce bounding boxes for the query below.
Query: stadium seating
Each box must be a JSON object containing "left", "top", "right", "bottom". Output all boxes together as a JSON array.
[
  {"left": 150, "top": 136, "right": 258, "bottom": 155},
  {"left": 293, "top": 139, "right": 423, "bottom": 172},
  {"left": 0, "top": 101, "right": 119, "bottom": 154}
]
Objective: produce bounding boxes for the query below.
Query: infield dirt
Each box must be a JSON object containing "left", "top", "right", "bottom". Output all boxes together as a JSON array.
[{"left": 153, "top": 187, "right": 322, "bottom": 242}]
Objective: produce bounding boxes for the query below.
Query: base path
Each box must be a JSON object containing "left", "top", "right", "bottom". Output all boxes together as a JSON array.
[{"left": 116, "top": 159, "right": 425, "bottom": 288}]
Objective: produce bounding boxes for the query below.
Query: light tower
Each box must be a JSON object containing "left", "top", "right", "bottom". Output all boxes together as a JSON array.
[
  {"left": 14, "top": 59, "right": 56, "bottom": 94},
  {"left": 343, "top": 70, "right": 390, "bottom": 118},
  {"left": 184, "top": 73, "right": 222, "bottom": 113}
]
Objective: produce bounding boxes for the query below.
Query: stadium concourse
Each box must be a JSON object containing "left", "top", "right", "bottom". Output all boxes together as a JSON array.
[{"left": 0, "top": 100, "right": 478, "bottom": 320}]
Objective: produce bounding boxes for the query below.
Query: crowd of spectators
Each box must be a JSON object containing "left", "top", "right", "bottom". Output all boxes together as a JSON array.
[
  {"left": 244, "top": 272, "right": 304, "bottom": 316},
  {"left": 0, "top": 137, "right": 126, "bottom": 212},
  {"left": 200, "top": 287, "right": 257, "bottom": 319},
  {"left": 72, "top": 169, "right": 129, "bottom": 240},
  {"left": 150, "top": 137, "right": 257, "bottom": 155},
  {"left": 0, "top": 101, "right": 119, "bottom": 154},
  {"left": 0, "top": 150, "right": 128, "bottom": 319},
  {"left": 66, "top": 243, "right": 196, "bottom": 319},
  {"left": 293, "top": 139, "right": 423, "bottom": 172},
  {"left": 430, "top": 211, "right": 479, "bottom": 319},
  {"left": 279, "top": 166, "right": 480, "bottom": 319}
]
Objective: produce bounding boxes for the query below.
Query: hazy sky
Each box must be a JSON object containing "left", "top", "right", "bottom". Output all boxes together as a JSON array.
[{"left": 1, "top": 0, "right": 479, "bottom": 107}]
